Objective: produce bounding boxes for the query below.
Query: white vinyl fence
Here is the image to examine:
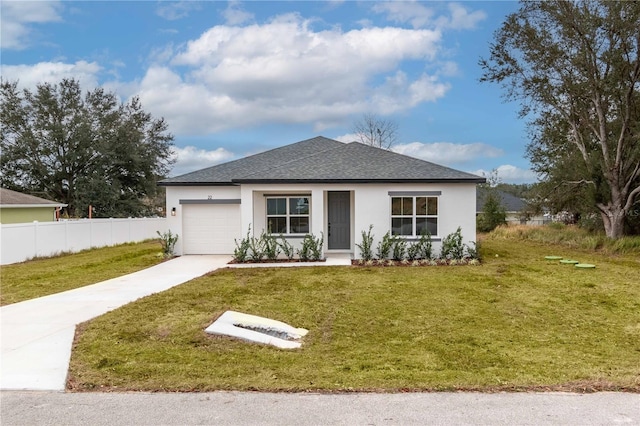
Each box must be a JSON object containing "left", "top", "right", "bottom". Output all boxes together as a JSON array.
[{"left": 1, "top": 217, "right": 167, "bottom": 265}]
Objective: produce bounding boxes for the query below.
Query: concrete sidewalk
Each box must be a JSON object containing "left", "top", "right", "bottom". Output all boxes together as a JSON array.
[{"left": 0, "top": 255, "right": 231, "bottom": 391}]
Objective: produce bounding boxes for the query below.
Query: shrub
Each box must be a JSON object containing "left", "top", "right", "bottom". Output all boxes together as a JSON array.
[
  {"left": 466, "top": 240, "right": 480, "bottom": 260},
  {"left": 262, "top": 232, "right": 281, "bottom": 261},
  {"left": 356, "top": 225, "right": 375, "bottom": 261},
  {"left": 248, "top": 233, "right": 265, "bottom": 262},
  {"left": 157, "top": 230, "right": 179, "bottom": 258},
  {"left": 416, "top": 231, "right": 433, "bottom": 260},
  {"left": 298, "top": 233, "right": 324, "bottom": 261},
  {"left": 233, "top": 226, "right": 252, "bottom": 262},
  {"left": 311, "top": 232, "right": 324, "bottom": 260},
  {"left": 578, "top": 213, "right": 604, "bottom": 233},
  {"left": 441, "top": 227, "right": 465, "bottom": 260},
  {"left": 391, "top": 237, "right": 406, "bottom": 261},
  {"left": 376, "top": 231, "right": 393, "bottom": 260},
  {"left": 406, "top": 241, "right": 420, "bottom": 261},
  {"left": 278, "top": 235, "right": 295, "bottom": 260}
]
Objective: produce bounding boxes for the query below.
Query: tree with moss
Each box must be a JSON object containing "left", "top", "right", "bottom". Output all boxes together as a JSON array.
[{"left": 480, "top": 1, "right": 640, "bottom": 238}]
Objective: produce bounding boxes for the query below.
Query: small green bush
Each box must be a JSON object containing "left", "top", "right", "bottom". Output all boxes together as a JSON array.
[
  {"left": 233, "top": 226, "right": 252, "bottom": 262},
  {"left": 298, "top": 233, "right": 324, "bottom": 261},
  {"left": 278, "top": 235, "right": 295, "bottom": 260},
  {"left": 156, "top": 230, "right": 178, "bottom": 258},
  {"left": 248, "top": 233, "right": 265, "bottom": 262},
  {"left": 418, "top": 232, "right": 433, "bottom": 260},
  {"left": 262, "top": 232, "right": 281, "bottom": 261},
  {"left": 441, "top": 227, "right": 465, "bottom": 260},
  {"left": 406, "top": 240, "right": 420, "bottom": 261},
  {"left": 376, "top": 231, "right": 393, "bottom": 260},
  {"left": 310, "top": 232, "right": 324, "bottom": 261},
  {"left": 406, "top": 231, "right": 434, "bottom": 260},
  {"left": 466, "top": 241, "right": 480, "bottom": 260},
  {"left": 356, "top": 225, "right": 375, "bottom": 261},
  {"left": 391, "top": 237, "right": 406, "bottom": 261}
]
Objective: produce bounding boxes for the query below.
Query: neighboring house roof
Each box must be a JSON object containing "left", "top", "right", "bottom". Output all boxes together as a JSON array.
[
  {"left": 0, "top": 188, "right": 67, "bottom": 208},
  {"left": 160, "top": 136, "right": 485, "bottom": 186},
  {"left": 476, "top": 188, "right": 526, "bottom": 213}
]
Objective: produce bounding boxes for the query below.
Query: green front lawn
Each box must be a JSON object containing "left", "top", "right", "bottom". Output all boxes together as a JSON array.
[
  {"left": 1, "top": 241, "right": 165, "bottom": 306},
  {"left": 68, "top": 236, "right": 640, "bottom": 392}
]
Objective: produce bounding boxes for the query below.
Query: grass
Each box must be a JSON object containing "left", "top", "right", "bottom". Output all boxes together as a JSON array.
[
  {"left": 68, "top": 233, "right": 640, "bottom": 392},
  {"left": 0, "top": 241, "right": 165, "bottom": 306},
  {"left": 490, "top": 223, "right": 640, "bottom": 254}
]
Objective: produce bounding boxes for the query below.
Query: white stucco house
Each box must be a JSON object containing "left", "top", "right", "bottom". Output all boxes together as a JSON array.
[{"left": 159, "top": 136, "right": 485, "bottom": 258}]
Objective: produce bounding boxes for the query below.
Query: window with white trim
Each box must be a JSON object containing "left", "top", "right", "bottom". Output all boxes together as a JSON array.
[
  {"left": 391, "top": 196, "right": 438, "bottom": 236},
  {"left": 266, "top": 196, "right": 310, "bottom": 234}
]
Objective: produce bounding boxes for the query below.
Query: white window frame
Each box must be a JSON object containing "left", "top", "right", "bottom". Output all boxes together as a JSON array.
[
  {"left": 265, "top": 196, "right": 311, "bottom": 235},
  {"left": 390, "top": 194, "right": 439, "bottom": 237}
]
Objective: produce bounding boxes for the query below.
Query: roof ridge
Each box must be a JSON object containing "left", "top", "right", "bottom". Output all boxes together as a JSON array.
[
  {"left": 344, "top": 142, "right": 483, "bottom": 179},
  {"left": 236, "top": 137, "right": 345, "bottom": 180}
]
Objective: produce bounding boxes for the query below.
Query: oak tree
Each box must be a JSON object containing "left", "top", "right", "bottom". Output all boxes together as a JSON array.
[
  {"left": 480, "top": 0, "right": 640, "bottom": 238},
  {"left": 0, "top": 78, "right": 174, "bottom": 217}
]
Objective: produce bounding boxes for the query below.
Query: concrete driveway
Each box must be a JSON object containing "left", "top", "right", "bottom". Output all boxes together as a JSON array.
[{"left": 0, "top": 255, "right": 231, "bottom": 391}]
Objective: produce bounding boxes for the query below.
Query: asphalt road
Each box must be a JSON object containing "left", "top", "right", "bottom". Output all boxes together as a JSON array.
[{"left": 1, "top": 391, "right": 639, "bottom": 425}]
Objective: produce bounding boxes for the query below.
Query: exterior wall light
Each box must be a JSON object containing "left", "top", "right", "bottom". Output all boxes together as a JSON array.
[{"left": 171, "top": 207, "right": 176, "bottom": 216}]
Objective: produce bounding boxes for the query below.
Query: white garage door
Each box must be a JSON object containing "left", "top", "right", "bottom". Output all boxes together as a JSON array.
[{"left": 182, "top": 204, "right": 241, "bottom": 254}]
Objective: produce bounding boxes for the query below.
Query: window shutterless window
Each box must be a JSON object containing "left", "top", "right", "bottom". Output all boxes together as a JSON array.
[
  {"left": 266, "top": 197, "right": 310, "bottom": 234},
  {"left": 391, "top": 196, "right": 438, "bottom": 236}
]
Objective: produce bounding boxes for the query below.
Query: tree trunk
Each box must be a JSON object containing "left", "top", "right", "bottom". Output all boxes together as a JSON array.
[{"left": 600, "top": 206, "right": 626, "bottom": 239}]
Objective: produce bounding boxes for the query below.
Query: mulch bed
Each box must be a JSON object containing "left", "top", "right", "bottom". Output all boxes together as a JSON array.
[{"left": 228, "top": 259, "right": 326, "bottom": 265}]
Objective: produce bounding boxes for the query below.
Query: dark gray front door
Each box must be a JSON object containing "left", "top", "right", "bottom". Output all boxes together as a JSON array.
[{"left": 328, "top": 191, "right": 350, "bottom": 249}]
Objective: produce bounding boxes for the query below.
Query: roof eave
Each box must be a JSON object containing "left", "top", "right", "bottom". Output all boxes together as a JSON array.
[
  {"left": 158, "top": 181, "right": 239, "bottom": 187},
  {"left": 232, "top": 178, "right": 487, "bottom": 184},
  {"left": 0, "top": 203, "right": 67, "bottom": 208}
]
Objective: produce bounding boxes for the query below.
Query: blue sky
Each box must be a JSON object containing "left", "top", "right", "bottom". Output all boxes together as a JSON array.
[{"left": 1, "top": 1, "right": 537, "bottom": 183}]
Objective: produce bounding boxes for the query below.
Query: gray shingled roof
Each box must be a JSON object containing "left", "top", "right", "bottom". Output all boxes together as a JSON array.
[
  {"left": 476, "top": 188, "right": 526, "bottom": 212},
  {"left": 160, "top": 136, "right": 485, "bottom": 186},
  {"left": 0, "top": 188, "right": 67, "bottom": 207}
]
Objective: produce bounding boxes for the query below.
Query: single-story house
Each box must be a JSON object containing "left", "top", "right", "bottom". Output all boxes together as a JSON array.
[
  {"left": 476, "top": 188, "right": 526, "bottom": 224},
  {"left": 476, "top": 188, "right": 548, "bottom": 225},
  {"left": 0, "top": 188, "right": 67, "bottom": 224},
  {"left": 159, "top": 136, "right": 485, "bottom": 258}
]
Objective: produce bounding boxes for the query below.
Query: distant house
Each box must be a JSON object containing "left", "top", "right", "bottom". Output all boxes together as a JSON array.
[
  {"left": 476, "top": 188, "right": 549, "bottom": 225},
  {"left": 0, "top": 188, "right": 67, "bottom": 224},
  {"left": 476, "top": 188, "right": 526, "bottom": 224},
  {"left": 159, "top": 136, "right": 485, "bottom": 258}
]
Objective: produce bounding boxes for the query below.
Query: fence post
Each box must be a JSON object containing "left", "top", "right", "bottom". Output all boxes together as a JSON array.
[
  {"left": 64, "top": 220, "right": 69, "bottom": 251},
  {"left": 33, "top": 221, "right": 39, "bottom": 258}
]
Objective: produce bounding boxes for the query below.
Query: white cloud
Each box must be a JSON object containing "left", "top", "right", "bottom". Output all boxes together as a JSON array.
[
  {"left": 0, "top": 1, "right": 62, "bottom": 49},
  {"left": 133, "top": 15, "right": 447, "bottom": 133},
  {"left": 169, "top": 146, "right": 235, "bottom": 177},
  {"left": 156, "top": 1, "right": 201, "bottom": 21},
  {"left": 2, "top": 8, "right": 481, "bottom": 137},
  {"left": 333, "top": 133, "right": 359, "bottom": 143},
  {"left": 0, "top": 61, "right": 102, "bottom": 90},
  {"left": 372, "top": 1, "right": 434, "bottom": 29},
  {"left": 393, "top": 142, "right": 503, "bottom": 165},
  {"left": 444, "top": 3, "right": 487, "bottom": 30},
  {"left": 373, "top": 1, "right": 485, "bottom": 30},
  {"left": 222, "top": 1, "right": 254, "bottom": 25},
  {"left": 472, "top": 165, "right": 539, "bottom": 184}
]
